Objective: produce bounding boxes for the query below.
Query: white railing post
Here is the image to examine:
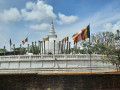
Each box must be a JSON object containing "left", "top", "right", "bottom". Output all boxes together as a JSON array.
[
  {"left": 30, "top": 61, "right": 31, "bottom": 68},
  {"left": 18, "top": 55, "right": 20, "bottom": 60},
  {"left": 53, "top": 55, "right": 55, "bottom": 60},
  {"left": 64, "top": 54, "right": 67, "bottom": 59},
  {"left": 29, "top": 55, "right": 31, "bottom": 60},
  {"left": 42, "top": 61, "right": 43, "bottom": 68},
  {"left": 8, "top": 61, "right": 10, "bottom": 69},
  {"left": 76, "top": 54, "right": 78, "bottom": 59},
  {"left": 18, "top": 61, "right": 20, "bottom": 69},
  {"left": 66, "top": 61, "right": 67, "bottom": 68}
]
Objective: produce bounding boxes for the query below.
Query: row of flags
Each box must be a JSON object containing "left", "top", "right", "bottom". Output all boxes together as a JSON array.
[
  {"left": 9, "top": 38, "right": 28, "bottom": 47},
  {"left": 43, "top": 25, "right": 90, "bottom": 44},
  {"left": 43, "top": 36, "right": 69, "bottom": 43},
  {"left": 62, "top": 37, "right": 69, "bottom": 42},
  {"left": 94, "top": 39, "right": 115, "bottom": 49},
  {"left": 8, "top": 24, "right": 116, "bottom": 50}
]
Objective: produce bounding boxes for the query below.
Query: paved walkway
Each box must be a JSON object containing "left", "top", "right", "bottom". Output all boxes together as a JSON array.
[{"left": 0, "top": 70, "right": 119, "bottom": 75}]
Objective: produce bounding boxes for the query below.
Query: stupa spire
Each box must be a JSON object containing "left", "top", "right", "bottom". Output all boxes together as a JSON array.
[
  {"left": 51, "top": 20, "right": 53, "bottom": 24},
  {"left": 48, "top": 21, "right": 56, "bottom": 36}
]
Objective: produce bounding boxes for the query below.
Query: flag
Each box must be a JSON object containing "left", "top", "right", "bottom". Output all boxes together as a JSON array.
[
  {"left": 22, "top": 37, "right": 28, "bottom": 45},
  {"left": 74, "top": 33, "right": 82, "bottom": 44},
  {"left": 43, "top": 37, "right": 49, "bottom": 41},
  {"left": 25, "top": 37, "right": 28, "bottom": 42},
  {"left": 94, "top": 40, "right": 99, "bottom": 44},
  {"left": 72, "top": 33, "right": 79, "bottom": 40},
  {"left": 81, "top": 25, "right": 90, "bottom": 40},
  {"left": 62, "top": 38, "right": 65, "bottom": 42},
  {"left": 22, "top": 40, "right": 25, "bottom": 45},
  {"left": 10, "top": 39, "right": 12, "bottom": 46}
]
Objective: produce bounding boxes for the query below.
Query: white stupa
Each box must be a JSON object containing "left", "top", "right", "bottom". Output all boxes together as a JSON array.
[{"left": 44, "top": 21, "right": 59, "bottom": 54}]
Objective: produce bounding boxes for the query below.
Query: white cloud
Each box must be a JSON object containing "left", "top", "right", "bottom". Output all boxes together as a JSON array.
[
  {"left": 21, "top": 1, "right": 56, "bottom": 22},
  {"left": 113, "top": 21, "right": 120, "bottom": 31},
  {"left": 55, "top": 3, "right": 120, "bottom": 45},
  {"left": 103, "top": 23, "right": 112, "bottom": 31},
  {"left": 57, "top": 13, "right": 78, "bottom": 25},
  {"left": 0, "top": 8, "right": 21, "bottom": 23},
  {"left": 103, "top": 21, "right": 120, "bottom": 33},
  {"left": 30, "top": 23, "right": 50, "bottom": 30}
]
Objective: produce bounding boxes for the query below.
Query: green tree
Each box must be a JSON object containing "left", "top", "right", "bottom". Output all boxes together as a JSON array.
[
  {"left": 0, "top": 48, "right": 7, "bottom": 52},
  {"left": 102, "top": 45, "right": 120, "bottom": 71},
  {"left": 29, "top": 45, "right": 39, "bottom": 54},
  {"left": 99, "top": 31, "right": 120, "bottom": 71},
  {"left": 80, "top": 31, "right": 120, "bottom": 71}
]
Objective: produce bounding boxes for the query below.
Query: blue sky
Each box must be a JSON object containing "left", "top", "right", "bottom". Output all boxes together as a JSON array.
[{"left": 0, "top": 0, "right": 120, "bottom": 50}]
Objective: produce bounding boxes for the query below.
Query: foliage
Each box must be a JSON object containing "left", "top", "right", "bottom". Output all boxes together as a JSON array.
[
  {"left": 77, "top": 31, "right": 120, "bottom": 71},
  {"left": 102, "top": 45, "right": 120, "bottom": 71},
  {"left": 91, "top": 31, "right": 120, "bottom": 71},
  {"left": 29, "top": 45, "right": 39, "bottom": 54},
  {"left": 0, "top": 48, "right": 7, "bottom": 52}
]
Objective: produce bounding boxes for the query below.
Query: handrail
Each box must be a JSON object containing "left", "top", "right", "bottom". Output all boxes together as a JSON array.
[{"left": 0, "top": 54, "right": 105, "bottom": 61}]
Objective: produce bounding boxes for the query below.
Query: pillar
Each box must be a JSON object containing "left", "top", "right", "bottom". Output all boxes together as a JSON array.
[
  {"left": 13, "top": 44, "right": 15, "bottom": 55},
  {"left": 54, "top": 40, "right": 55, "bottom": 54},
  {"left": 4, "top": 46, "right": 5, "bottom": 55},
  {"left": 20, "top": 44, "right": 22, "bottom": 55}
]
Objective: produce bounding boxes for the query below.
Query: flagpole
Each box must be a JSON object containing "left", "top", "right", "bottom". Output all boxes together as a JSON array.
[
  {"left": 69, "top": 42, "right": 71, "bottom": 54},
  {"left": 44, "top": 41, "right": 45, "bottom": 54},
  {"left": 40, "top": 41, "right": 41, "bottom": 55},
  {"left": 48, "top": 40, "right": 49, "bottom": 54},
  {"left": 26, "top": 37, "right": 28, "bottom": 53},
  {"left": 67, "top": 37, "right": 69, "bottom": 54},
  {"left": 61, "top": 42, "right": 63, "bottom": 54},
  {"left": 76, "top": 42, "right": 77, "bottom": 54},
  {"left": 54, "top": 40, "right": 55, "bottom": 54},
  {"left": 10, "top": 39, "right": 12, "bottom": 54},
  {"left": 10, "top": 46, "right": 11, "bottom": 52},
  {"left": 58, "top": 41, "right": 61, "bottom": 54},
  {"left": 27, "top": 37, "right": 29, "bottom": 53},
  {"left": 89, "top": 24, "right": 92, "bottom": 73},
  {"left": 64, "top": 39, "right": 65, "bottom": 54},
  {"left": 89, "top": 38, "right": 92, "bottom": 73}
]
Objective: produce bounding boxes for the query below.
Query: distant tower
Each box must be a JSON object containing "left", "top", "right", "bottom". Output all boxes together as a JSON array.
[
  {"left": 44, "top": 21, "right": 58, "bottom": 54},
  {"left": 48, "top": 21, "right": 57, "bottom": 40}
]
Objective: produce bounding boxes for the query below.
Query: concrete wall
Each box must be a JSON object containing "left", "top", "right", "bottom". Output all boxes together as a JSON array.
[
  {"left": 0, "top": 54, "right": 116, "bottom": 73},
  {"left": 0, "top": 74, "right": 120, "bottom": 90}
]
